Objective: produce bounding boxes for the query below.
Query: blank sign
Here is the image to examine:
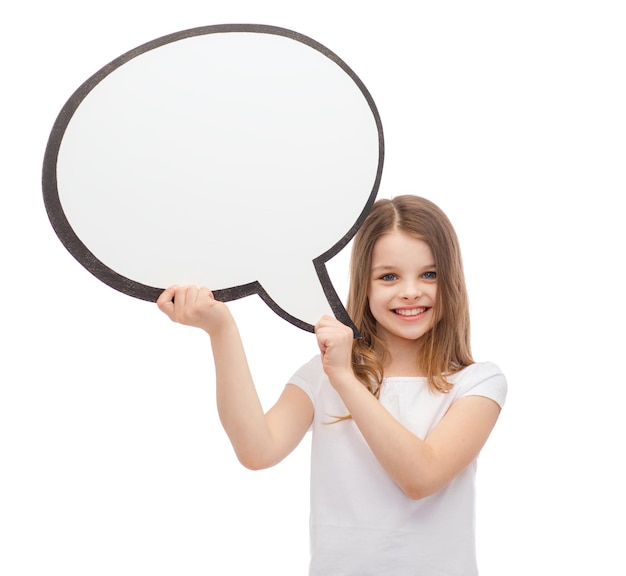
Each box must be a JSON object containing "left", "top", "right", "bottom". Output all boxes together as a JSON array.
[{"left": 43, "top": 24, "right": 384, "bottom": 331}]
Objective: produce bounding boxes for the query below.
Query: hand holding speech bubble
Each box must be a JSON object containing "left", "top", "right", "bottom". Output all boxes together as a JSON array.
[{"left": 42, "top": 24, "right": 384, "bottom": 332}]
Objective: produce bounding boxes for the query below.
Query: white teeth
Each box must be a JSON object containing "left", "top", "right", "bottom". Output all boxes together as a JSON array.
[{"left": 395, "top": 308, "right": 426, "bottom": 316}]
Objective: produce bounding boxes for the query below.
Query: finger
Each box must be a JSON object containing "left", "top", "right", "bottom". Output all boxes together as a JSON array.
[
  {"left": 196, "top": 286, "right": 213, "bottom": 305},
  {"left": 157, "top": 285, "right": 178, "bottom": 314},
  {"left": 174, "top": 285, "right": 188, "bottom": 310},
  {"left": 316, "top": 333, "right": 327, "bottom": 356},
  {"left": 314, "top": 314, "right": 334, "bottom": 332},
  {"left": 157, "top": 285, "right": 177, "bottom": 304},
  {"left": 185, "top": 285, "right": 198, "bottom": 308}
]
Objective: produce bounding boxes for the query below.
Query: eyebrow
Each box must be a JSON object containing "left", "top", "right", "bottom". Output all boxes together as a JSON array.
[
  {"left": 371, "top": 264, "right": 436, "bottom": 273},
  {"left": 371, "top": 265, "right": 395, "bottom": 273}
]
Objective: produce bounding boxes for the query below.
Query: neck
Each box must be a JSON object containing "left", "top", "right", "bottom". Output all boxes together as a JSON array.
[{"left": 383, "top": 337, "right": 425, "bottom": 377}]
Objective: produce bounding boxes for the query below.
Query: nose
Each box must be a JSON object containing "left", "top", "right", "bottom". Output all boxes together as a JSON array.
[{"left": 400, "top": 279, "right": 422, "bottom": 300}]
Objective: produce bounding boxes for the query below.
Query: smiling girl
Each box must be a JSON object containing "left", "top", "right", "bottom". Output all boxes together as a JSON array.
[{"left": 157, "top": 195, "right": 507, "bottom": 576}]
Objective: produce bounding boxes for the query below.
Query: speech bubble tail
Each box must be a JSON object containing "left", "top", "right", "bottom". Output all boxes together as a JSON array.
[
  {"left": 257, "top": 261, "right": 359, "bottom": 337},
  {"left": 314, "top": 260, "right": 361, "bottom": 339}
]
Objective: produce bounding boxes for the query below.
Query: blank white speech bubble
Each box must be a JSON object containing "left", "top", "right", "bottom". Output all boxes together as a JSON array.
[{"left": 43, "top": 24, "right": 384, "bottom": 332}]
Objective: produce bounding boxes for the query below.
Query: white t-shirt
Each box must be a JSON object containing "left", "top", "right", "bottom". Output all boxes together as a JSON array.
[{"left": 289, "top": 356, "right": 507, "bottom": 576}]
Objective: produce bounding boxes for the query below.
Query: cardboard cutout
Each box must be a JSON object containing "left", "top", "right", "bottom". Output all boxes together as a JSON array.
[{"left": 43, "top": 24, "right": 384, "bottom": 332}]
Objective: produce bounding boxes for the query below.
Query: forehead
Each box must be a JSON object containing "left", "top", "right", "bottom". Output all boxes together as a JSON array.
[{"left": 371, "top": 230, "right": 434, "bottom": 265}]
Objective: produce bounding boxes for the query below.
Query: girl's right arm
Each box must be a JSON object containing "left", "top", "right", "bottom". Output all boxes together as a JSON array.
[{"left": 157, "top": 285, "right": 313, "bottom": 470}]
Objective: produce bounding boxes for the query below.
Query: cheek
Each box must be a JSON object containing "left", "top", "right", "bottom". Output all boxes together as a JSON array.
[
  {"left": 431, "top": 290, "right": 442, "bottom": 322},
  {"left": 366, "top": 295, "right": 378, "bottom": 313},
  {"left": 366, "top": 292, "right": 385, "bottom": 318}
]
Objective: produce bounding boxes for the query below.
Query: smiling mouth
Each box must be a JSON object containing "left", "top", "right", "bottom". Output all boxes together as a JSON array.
[{"left": 394, "top": 307, "right": 428, "bottom": 316}]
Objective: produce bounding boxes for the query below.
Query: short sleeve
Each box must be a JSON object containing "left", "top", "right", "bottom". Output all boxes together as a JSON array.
[
  {"left": 455, "top": 362, "right": 508, "bottom": 408},
  {"left": 288, "top": 355, "right": 323, "bottom": 406}
]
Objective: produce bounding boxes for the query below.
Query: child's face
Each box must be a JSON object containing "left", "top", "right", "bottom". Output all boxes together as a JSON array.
[{"left": 368, "top": 230, "right": 437, "bottom": 347}]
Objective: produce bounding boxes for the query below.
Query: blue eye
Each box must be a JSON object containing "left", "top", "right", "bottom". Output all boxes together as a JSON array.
[
  {"left": 423, "top": 271, "right": 437, "bottom": 280},
  {"left": 381, "top": 273, "right": 397, "bottom": 281}
]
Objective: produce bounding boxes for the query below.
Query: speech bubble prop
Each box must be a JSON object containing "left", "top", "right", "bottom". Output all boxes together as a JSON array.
[{"left": 43, "top": 24, "right": 384, "bottom": 332}]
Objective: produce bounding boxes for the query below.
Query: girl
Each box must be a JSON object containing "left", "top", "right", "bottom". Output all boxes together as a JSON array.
[{"left": 157, "top": 195, "right": 507, "bottom": 576}]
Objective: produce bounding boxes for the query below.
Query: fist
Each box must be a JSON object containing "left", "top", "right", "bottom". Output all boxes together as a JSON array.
[
  {"left": 314, "top": 315, "right": 354, "bottom": 381},
  {"left": 156, "top": 285, "right": 232, "bottom": 335}
]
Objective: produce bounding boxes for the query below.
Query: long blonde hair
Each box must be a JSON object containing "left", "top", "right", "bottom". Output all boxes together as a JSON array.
[{"left": 347, "top": 195, "right": 473, "bottom": 395}]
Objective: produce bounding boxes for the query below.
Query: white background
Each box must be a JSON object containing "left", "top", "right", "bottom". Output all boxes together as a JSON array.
[{"left": 1, "top": 1, "right": 625, "bottom": 575}]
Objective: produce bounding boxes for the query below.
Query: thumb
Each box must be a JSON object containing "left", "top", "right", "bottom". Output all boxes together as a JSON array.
[{"left": 156, "top": 285, "right": 177, "bottom": 316}]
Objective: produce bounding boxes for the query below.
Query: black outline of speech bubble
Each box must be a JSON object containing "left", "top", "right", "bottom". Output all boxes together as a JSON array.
[{"left": 42, "top": 23, "right": 384, "bottom": 333}]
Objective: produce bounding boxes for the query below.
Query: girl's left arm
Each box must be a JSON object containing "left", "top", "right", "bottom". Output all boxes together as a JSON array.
[{"left": 315, "top": 316, "right": 502, "bottom": 501}]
